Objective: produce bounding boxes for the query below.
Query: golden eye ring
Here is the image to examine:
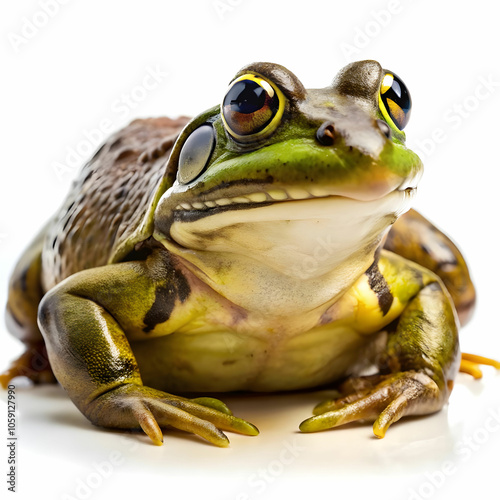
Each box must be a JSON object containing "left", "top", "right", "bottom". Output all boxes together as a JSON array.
[
  {"left": 221, "top": 73, "right": 285, "bottom": 143},
  {"left": 378, "top": 71, "right": 412, "bottom": 131}
]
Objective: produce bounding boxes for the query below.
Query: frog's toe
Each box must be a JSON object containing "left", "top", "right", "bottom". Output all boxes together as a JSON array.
[
  {"left": 137, "top": 399, "right": 231, "bottom": 447},
  {"left": 312, "top": 374, "right": 392, "bottom": 415},
  {"left": 301, "top": 371, "right": 441, "bottom": 438},
  {"left": 459, "top": 352, "right": 500, "bottom": 379},
  {"left": 312, "top": 390, "right": 371, "bottom": 416},
  {"left": 0, "top": 344, "right": 56, "bottom": 388},
  {"left": 86, "top": 384, "right": 258, "bottom": 447},
  {"left": 189, "top": 397, "right": 234, "bottom": 416},
  {"left": 166, "top": 398, "right": 259, "bottom": 437}
]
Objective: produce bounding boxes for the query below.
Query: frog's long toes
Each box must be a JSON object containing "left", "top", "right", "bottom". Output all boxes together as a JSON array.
[
  {"left": 372, "top": 395, "right": 408, "bottom": 439},
  {"left": 312, "top": 400, "right": 336, "bottom": 415},
  {"left": 0, "top": 346, "right": 56, "bottom": 388},
  {"left": 300, "top": 412, "right": 342, "bottom": 432},
  {"left": 302, "top": 394, "right": 384, "bottom": 432},
  {"left": 189, "top": 397, "right": 234, "bottom": 416},
  {"left": 312, "top": 388, "right": 372, "bottom": 415},
  {"left": 303, "top": 371, "right": 442, "bottom": 436},
  {"left": 147, "top": 399, "right": 231, "bottom": 447},
  {"left": 460, "top": 352, "right": 500, "bottom": 379},
  {"left": 232, "top": 418, "right": 260, "bottom": 436},
  {"left": 134, "top": 407, "right": 164, "bottom": 446},
  {"left": 170, "top": 398, "right": 259, "bottom": 436},
  {"left": 87, "top": 385, "right": 246, "bottom": 447}
]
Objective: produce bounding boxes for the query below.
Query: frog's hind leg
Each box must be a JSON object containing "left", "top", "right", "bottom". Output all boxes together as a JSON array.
[
  {"left": 385, "top": 210, "right": 499, "bottom": 378},
  {"left": 384, "top": 209, "right": 476, "bottom": 326},
  {"left": 0, "top": 224, "right": 56, "bottom": 388}
]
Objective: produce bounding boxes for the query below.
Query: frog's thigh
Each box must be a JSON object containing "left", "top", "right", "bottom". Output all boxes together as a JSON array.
[
  {"left": 38, "top": 260, "right": 155, "bottom": 408},
  {"left": 385, "top": 208, "right": 475, "bottom": 325},
  {"left": 301, "top": 258, "right": 460, "bottom": 437}
]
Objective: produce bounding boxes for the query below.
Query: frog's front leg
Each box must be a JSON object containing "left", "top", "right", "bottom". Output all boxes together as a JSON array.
[
  {"left": 38, "top": 251, "right": 258, "bottom": 447},
  {"left": 300, "top": 254, "right": 460, "bottom": 438}
]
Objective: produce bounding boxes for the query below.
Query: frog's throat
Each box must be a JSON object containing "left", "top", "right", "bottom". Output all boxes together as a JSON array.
[{"left": 157, "top": 189, "right": 414, "bottom": 316}]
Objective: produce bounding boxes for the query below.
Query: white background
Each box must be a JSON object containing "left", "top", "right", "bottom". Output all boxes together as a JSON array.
[{"left": 1, "top": 1, "right": 500, "bottom": 499}]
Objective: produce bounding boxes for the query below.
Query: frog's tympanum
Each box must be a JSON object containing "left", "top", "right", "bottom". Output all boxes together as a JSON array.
[{"left": 2, "top": 61, "right": 498, "bottom": 447}]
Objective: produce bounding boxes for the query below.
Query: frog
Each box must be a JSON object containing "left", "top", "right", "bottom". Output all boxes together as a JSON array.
[{"left": 2, "top": 60, "right": 498, "bottom": 447}]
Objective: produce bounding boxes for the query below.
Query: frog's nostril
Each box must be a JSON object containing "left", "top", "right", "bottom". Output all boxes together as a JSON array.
[
  {"left": 316, "top": 122, "right": 336, "bottom": 146},
  {"left": 376, "top": 120, "right": 391, "bottom": 139}
]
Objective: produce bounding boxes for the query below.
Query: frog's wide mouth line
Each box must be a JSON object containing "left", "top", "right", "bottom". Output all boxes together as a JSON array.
[
  {"left": 162, "top": 188, "right": 415, "bottom": 282},
  {"left": 165, "top": 188, "right": 415, "bottom": 242},
  {"left": 170, "top": 185, "right": 416, "bottom": 222}
]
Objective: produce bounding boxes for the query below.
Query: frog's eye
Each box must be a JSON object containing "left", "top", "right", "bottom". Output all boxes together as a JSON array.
[
  {"left": 221, "top": 73, "right": 285, "bottom": 143},
  {"left": 177, "top": 124, "right": 215, "bottom": 184},
  {"left": 378, "top": 71, "right": 411, "bottom": 131}
]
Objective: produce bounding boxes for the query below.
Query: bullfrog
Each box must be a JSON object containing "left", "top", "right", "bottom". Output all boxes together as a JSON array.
[{"left": 2, "top": 60, "right": 498, "bottom": 447}]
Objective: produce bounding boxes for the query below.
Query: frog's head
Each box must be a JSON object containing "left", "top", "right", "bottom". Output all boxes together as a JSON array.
[{"left": 154, "top": 61, "right": 422, "bottom": 311}]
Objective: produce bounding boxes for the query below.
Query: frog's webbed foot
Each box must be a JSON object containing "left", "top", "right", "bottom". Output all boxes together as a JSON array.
[
  {"left": 299, "top": 371, "right": 442, "bottom": 438},
  {"left": 0, "top": 343, "right": 56, "bottom": 388},
  {"left": 86, "top": 384, "right": 259, "bottom": 447},
  {"left": 459, "top": 352, "right": 500, "bottom": 379}
]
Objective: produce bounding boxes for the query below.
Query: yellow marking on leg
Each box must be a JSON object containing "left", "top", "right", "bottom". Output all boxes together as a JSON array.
[{"left": 347, "top": 274, "right": 404, "bottom": 334}]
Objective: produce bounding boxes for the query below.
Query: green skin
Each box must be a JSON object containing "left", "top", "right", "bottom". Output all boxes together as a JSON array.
[{"left": 1, "top": 60, "right": 476, "bottom": 446}]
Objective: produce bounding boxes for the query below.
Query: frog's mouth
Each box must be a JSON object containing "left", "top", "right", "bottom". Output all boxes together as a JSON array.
[
  {"left": 159, "top": 178, "right": 417, "bottom": 225},
  {"left": 156, "top": 185, "right": 415, "bottom": 280},
  {"left": 153, "top": 185, "right": 415, "bottom": 313}
]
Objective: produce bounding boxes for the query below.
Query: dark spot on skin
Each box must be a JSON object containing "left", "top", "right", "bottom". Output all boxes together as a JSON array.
[
  {"left": 420, "top": 242, "right": 458, "bottom": 270},
  {"left": 419, "top": 243, "right": 431, "bottom": 255},
  {"left": 108, "top": 138, "right": 123, "bottom": 150},
  {"left": 62, "top": 216, "right": 71, "bottom": 231},
  {"left": 138, "top": 151, "right": 148, "bottom": 164},
  {"left": 223, "top": 360, "right": 237, "bottom": 366},
  {"left": 115, "top": 149, "right": 137, "bottom": 161},
  {"left": 365, "top": 261, "right": 394, "bottom": 316},
  {"left": 143, "top": 264, "right": 191, "bottom": 333},
  {"left": 115, "top": 188, "right": 128, "bottom": 200},
  {"left": 143, "top": 286, "right": 176, "bottom": 333},
  {"left": 19, "top": 267, "right": 29, "bottom": 293}
]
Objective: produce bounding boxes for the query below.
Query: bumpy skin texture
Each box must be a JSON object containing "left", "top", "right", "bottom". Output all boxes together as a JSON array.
[
  {"left": 42, "top": 116, "right": 190, "bottom": 289},
  {"left": 1, "top": 117, "right": 186, "bottom": 387},
  {"left": 1, "top": 61, "right": 492, "bottom": 447}
]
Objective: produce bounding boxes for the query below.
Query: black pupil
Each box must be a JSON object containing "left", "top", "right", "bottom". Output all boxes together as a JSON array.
[
  {"left": 386, "top": 74, "right": 411, "bottom": 115},
  {"left": 224, "top": 80, "right": 267, "bottom": 114}
]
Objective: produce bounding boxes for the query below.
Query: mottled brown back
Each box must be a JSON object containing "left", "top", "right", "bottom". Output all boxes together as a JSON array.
[{"left": 41, "top": 116, "right": 189, "bottom": 291}]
